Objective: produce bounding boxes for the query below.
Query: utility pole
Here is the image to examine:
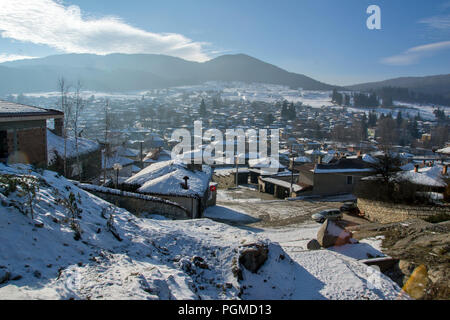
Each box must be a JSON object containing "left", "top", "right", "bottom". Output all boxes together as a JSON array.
[
  {"left": 138, "top": 140, "right": 144, "bottom": 169},
  {"left": 235, "top": 155, "right": 239, "bottom": 188},
  {"left": 290, "top": 145, "right": 294, "bottom": 196}
]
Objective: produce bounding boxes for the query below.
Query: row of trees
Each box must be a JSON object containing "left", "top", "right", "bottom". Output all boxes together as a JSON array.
[
  {"left": 57, "top": 77, "right": 86, "bottom": 181},
  {"left": 333, "top": 87, "right": 450, "bottom": 110},
  {"left": 281, "top": 100, "right": 296, "bottom": 120},
  {"left": 376, "top": 87, "right": 450, "bottom": 107},
  {"left": 332, "top": 89, "right": 382, "bottom": 108}
]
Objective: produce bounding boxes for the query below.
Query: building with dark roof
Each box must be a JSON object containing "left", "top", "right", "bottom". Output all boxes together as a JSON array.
[
  {"left": 0, "top": 100, "right": 64, "bottom": 166},
  {"left": 295, "top": 158, "right": 375, "bottom": 196}
]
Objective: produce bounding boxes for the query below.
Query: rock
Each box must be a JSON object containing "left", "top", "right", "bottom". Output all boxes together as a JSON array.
[
  {"left": 402, "top": 264, "right": 429, "bottom": 300},
  {"left": 11, "top": 274, "right": 22, "bottom": 281},
  {"left": 179, "top": 258, "right": 196, "bottom": 275},
  {"left": 232, "top": 265, "right": 243, "bottom": 281},
  {"left": 192, "top": 256, "right": 209, "bottom": 269},
  {"left": 317, "top": 219, "right": 352, "bottom": 248},
  {"left": 34, "top": 222, "right": 44, "bottom": 228},
  {"left": 238, "top": 243, "right": 269, "bottom": 273},
  {"left": 399, "top": 260, "right": 417, "bottom": 278},
  {"left": 0, "top": 268, "right": 11, "bottom": 284},
  {"left": 307, "top": 239, "right": 321, "bottom": 250}
]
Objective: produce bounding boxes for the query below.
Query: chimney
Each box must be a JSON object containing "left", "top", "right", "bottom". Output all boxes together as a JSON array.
[
  {"left": 443, "top": 165, "right": 448, "bottom": 175},
  {"left": 181, "top": 176, "right": 189, "bottom": 189},
  {"left": 414, "top": 164, "right": 419, "bottom": 173}
]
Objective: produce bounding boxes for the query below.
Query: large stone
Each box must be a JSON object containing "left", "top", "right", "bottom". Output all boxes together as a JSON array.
[
  {"left": 307, "top": 239, "right": 321, "bottom": 250},
  {"left": 317, "top": 219, "right": 352, "bottom": 248},
  {"left": 239, "top": 243, "right": 269, "bottom": 273},
  {"left": 0, "top": 268, "right": 10, "bottom": 284}
]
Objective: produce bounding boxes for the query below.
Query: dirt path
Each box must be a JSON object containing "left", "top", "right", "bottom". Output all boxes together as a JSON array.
[{"left": 214, "top": 187, "right": 367, "bottom": 228}]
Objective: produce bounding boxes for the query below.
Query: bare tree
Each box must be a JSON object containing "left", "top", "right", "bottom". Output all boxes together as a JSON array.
[
  {"left": 377, "top": 117, "right": 397, "bottom": 147},
  {"left": 71, "top": 80, "right": 86, "bottom": 181},
  {"left": 57, "top": 77, "right": 72, "bottom": 177},
  {"left": 103, "top": 99, "right": 112, "bottom": 185}
]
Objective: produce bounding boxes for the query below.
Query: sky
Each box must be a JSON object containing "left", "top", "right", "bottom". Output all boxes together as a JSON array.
[{"left": 0, "top": 0, "right": 449, "bottom": 85}]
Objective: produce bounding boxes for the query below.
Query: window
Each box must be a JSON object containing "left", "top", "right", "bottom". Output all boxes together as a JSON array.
[{"left": 346, "top": 176, "right": 353, "bottom": 185}]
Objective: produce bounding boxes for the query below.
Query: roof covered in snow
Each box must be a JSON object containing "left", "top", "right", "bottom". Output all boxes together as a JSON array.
[
  {"left": 293, "top": 156, "right": 312, "bottom": 163},
  {"left": 102, "top": 152, "right": 135, "bottom": 170},
  {"left": 115, "top": 146, "right": 139, "bottom": 158},
  {"left": 437, "top": 146, "right": 450, "bottom": 155},
  {"left": 314, "top": 158, "right": 375, "bottom": 174},
  {"left": 248, "top": 157, "right": 285, "bottom": 169},
  {"left": 47, "top": 130, "right": 100, "bottom": 165},
  {"left": 394, "top": 165, "right": 449, "bottom": 188},
  {"left": 124, "top": 160, "right": 212, "bottom": 197}
]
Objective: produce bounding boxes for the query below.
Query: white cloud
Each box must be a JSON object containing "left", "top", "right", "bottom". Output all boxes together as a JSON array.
[
  {"left": 0, "top": 0, "right": 211, "bottom": 62},
  {"left": 419, "top": 15, "right": 450, "bottom": 30},
  {"left": 381, "top": 41, "right": 450, "bottom": 66},
  {"left": 0, "top": 54, "right": 37, "bottom": 63}
]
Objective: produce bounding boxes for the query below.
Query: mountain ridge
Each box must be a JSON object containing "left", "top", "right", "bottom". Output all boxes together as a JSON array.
[
  {"left": 0, "top": 53, "right": 335, "bottom": 94},
  {"left": 346, "top": 74, "right": 450, "bottom": 98}
]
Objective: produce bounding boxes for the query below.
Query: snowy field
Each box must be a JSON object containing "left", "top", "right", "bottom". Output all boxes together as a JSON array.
[
  {"left": 10, "top": 81, "right": 449, "bottom": 122},
  {"left": 0, "top": 165, "right": 406, "bottom": 300}
]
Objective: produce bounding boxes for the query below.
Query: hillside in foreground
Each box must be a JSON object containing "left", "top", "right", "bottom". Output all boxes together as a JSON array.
[{"left": 0, "top": 164, "right": 405, "bottom": 299}]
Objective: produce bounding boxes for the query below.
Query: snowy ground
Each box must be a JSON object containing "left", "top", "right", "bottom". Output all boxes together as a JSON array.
[{"left": 0, "top": 165, "right": 406, "bottom": 300}]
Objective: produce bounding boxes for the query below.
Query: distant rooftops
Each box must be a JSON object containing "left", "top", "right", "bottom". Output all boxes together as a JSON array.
[{"left": 0, "top": 100, "right": 63, "bottom": 121}]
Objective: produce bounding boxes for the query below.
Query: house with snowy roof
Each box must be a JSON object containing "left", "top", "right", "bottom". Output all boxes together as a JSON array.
[
  {"left": 122, "top": 160, "right": 214, "bottom": 218},
  {"left": 102, "top": 151, "right": 135, "bottom": 184},
  {"left": 0, "top": 100, "right": 63, "bottom": 167},
  {"left": 47, "top": 129, "right": 101, "bottom": 181},
  {"left": 394, "top": 164, "right": 449, "bottom": 201},
  {"left": 296, "top": 158, "right": 375, "bottom": 196}
]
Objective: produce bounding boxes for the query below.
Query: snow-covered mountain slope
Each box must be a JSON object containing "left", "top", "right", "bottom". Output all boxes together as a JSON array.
[{"left": 0, "top": 164, "right": 406, "bottom": 300}]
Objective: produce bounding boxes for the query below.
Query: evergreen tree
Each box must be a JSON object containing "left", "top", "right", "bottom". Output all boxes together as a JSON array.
[
  {"left": 199, "top": 98, "right": 207, "bottom": 116},
  {"left": 288, "top": 103, "right": 296, "bottom": 118},
  {"left": 368, "top": 111, "right": 377, "bottom": 127},
  {"left": 344, "top": 94, "right": 351, "bottom": 106},
  {"left": 264, "top": 113, "right": 275, "bottom": 125},
  {"left": 396, "top": 111, "right": 403, "bottom": 127},
  {"left": 281, "top": 100, "right": 289, "bottom": 119}
]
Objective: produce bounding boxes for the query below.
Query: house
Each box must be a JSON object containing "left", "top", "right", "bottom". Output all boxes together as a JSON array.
[
  {"left": 47, "top": 129, "right": 101, "bottom": 181},
  {"left": 212, "top": 167, "right": 250, "bottom": 188},
  {"left": 122, "top": 160, "right": 214, "bottom": 218},
  {"left": 248, "top": 156, "right": 286, "bottom": 183},
  {"left": 296, "top": 158, "right": 375, "bottom": 196},
  {"left": 0, "top": 100, "right": 63, "bottom": 167},
  {"left": 102, "top": 151, "right": 135, "bottom": 184},
  {"left": 394, "top": 164, "right": 449, "bottom": 201},
  {"left": 142, "top": 147, "right": 172, "bottom": 166},
  {"left": 258, "top": 174, "right": 312, "bottom": 199}
]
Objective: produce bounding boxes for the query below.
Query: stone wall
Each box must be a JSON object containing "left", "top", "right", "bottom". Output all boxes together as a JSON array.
[
  {"left": 76, "top": 183, "right": 191, "bottom": 220},
  {"left": 357, "top": 198, "right": 450, "bottom": 223}
]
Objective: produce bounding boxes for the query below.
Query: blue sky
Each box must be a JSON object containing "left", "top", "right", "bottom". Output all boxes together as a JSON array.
[{"left": 0, "top": 0, "right": 449, "bottom": 85}]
